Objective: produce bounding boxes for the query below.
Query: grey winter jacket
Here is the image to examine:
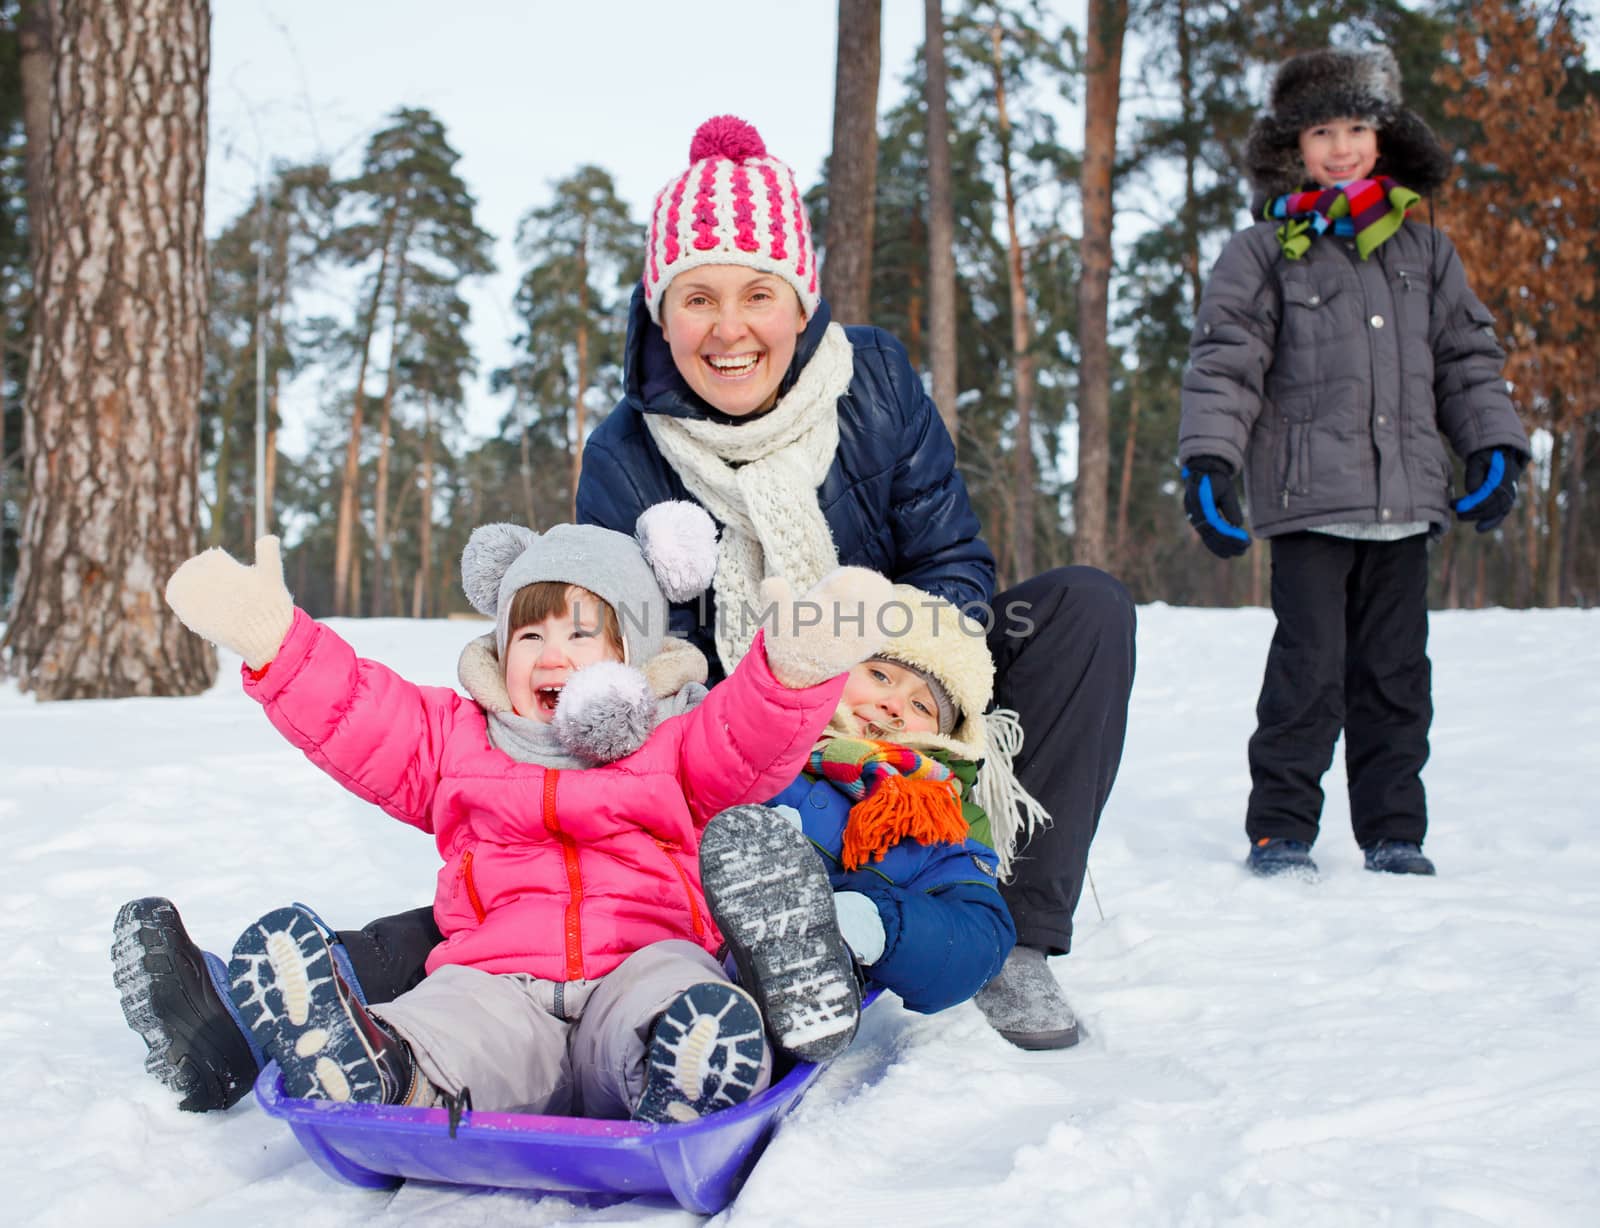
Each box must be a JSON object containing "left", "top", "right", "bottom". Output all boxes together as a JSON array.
[{"left": 1178, "top": 220, "right": 1529, "bottom": 537}]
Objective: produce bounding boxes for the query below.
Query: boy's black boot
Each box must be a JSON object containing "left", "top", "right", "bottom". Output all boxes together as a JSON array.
[
  {"left": 1246, "top": 837, "right": 1319, "bottom": 878},
  {"left": 699, "top": 804, "right": 860, "bottom": 1064},
  {"left": 633, "top": 981, "right": 769, "bottom": 1124},
  {"left": 112, "top": 897, "right": 262, "bottom": 1112},
  {"left": 228, "top": 904, "right": 417, "bottom": 1104},
  {"left": 1364, "top": 840, "right": 1437, "bottom": 876}
]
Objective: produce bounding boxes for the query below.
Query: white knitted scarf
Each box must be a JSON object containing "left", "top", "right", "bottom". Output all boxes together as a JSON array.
[{"left": 644, "top": 323, "right": 856, "bottom": 672}]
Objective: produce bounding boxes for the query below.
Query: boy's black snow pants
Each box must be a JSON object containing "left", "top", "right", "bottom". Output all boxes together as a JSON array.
[
  {"left": 337, "top": 907, "right": 440, "bottom": 1006},
  {"left": 987, "top": 567, "right": 1136, "bottom": 956},
  {"left": 338, "top": 567, "right": 1138, "bottom": 994},
  {"left": 1245, "top": 532, "right": 1432, "bottom": 849}
]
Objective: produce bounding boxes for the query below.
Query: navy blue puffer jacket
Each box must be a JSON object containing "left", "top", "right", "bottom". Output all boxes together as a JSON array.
[{"left": 576, "top": 288, "right": 996, "bottom": 681}]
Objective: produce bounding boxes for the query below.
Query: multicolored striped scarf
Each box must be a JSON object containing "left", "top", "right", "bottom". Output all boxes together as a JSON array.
[
  {"left": 1265, "top": 177, "right": 1420, "bottom": 261},
  {"left": 808, "top": 737, "right": 968, "bottom": 871}
]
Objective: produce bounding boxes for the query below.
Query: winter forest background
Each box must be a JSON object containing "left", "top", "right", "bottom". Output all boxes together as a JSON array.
[{"left": 0, "top": 0, "right": 1598, "bottom": 701}]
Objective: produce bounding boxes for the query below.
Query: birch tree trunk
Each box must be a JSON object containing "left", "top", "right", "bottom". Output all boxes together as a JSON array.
[{"left": 2, "top": 0, "right": 214, "bottom": 699}]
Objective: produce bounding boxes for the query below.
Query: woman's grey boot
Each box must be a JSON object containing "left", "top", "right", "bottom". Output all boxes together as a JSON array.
[{"left": 973, "top": 946, "right": 1080, "bottom": 1050}]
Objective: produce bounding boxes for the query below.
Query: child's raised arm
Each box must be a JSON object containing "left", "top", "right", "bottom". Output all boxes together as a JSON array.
[
  {"left": 676, "top": 567, "right": 894, "bottom": 824},
  {"left": 165, "top": 535, "right": 295, "bottom": 670},
  {"left": 165, "top": 537, "right": 460, "bottom": 832}
]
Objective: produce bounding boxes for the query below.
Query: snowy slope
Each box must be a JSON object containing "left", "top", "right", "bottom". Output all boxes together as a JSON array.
[{"left": 3, "top": 605, "right": 1597, "bottom": 1227}]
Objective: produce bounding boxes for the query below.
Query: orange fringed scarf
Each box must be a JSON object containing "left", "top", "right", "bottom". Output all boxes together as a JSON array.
[{"left": 810, "top": 737, "right": 970, "bottom": 871}]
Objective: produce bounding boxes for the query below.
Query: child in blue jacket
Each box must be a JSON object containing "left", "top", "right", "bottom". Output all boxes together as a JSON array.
[{"left": 698, "top": 585, "right": 1030, "bottom": 1062}]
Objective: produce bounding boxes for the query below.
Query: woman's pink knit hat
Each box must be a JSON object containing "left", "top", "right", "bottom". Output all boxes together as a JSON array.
[{"left": 642, "top": 115, "right": 820, "bottom": 323}]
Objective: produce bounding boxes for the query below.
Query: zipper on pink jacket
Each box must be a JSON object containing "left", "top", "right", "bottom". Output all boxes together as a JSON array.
[
  {"left": 653, "top": 837, "right": 707, "bottom": 940},
  {"left": 459, "top": 849, "right": 487, "bottom": 924},
  {"left": 542, "top": 769, "right": 585, "bottom": 980}
]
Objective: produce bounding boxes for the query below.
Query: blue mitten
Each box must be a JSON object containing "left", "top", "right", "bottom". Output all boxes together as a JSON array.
[
  {"left": 832, "top": 891, "right": 886, "bottom": 966},
  {"left": 1454, "top": 448, "right": 1524, "bottom": 534},
  {"left": 1181, "top": 456, "right": 1251, "bottom": 558}
]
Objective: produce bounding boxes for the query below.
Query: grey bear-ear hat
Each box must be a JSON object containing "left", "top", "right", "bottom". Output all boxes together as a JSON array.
[
  {"left": 460, "top": 502, "right": 719, "bottom": 666},
  {"left": 1244, "top": 46, "right": 1450, "bottom": 201}
]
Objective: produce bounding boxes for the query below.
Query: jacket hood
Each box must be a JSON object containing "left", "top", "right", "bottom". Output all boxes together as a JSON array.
[
  {"left": 1244, "top": 47, "right": 1450, "bottom": 203},
  {"left": 620, "top": 281, "right": 835, "bottom": 423}
]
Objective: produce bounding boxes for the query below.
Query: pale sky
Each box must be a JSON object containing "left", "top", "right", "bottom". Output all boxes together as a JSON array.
[{"left": 207, "top": 0, "right": 1051, "bottom": 444}]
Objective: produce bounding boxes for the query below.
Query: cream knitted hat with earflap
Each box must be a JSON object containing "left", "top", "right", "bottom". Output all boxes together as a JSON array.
[{"left": 854, "top": 585, "right": 1050, "bottom": 880}]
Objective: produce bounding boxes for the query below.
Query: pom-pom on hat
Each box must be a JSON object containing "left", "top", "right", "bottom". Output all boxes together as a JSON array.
[
  {"left": 460, "top": 502, "right": 718, "bottom": 667},
  {"left": 1244, "top": 46, "right": 1450, "bottom": 200},
  {"left": 642, "top": 115, "right": 820, "bottom": 324}
]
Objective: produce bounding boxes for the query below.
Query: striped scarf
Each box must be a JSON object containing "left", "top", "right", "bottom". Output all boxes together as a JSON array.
[
  {"left": 1266, "top": 177, "right": 1420, "bottom": 261},
  {"left": 809, "top": 737, "right": 968, "bottom": 871}
]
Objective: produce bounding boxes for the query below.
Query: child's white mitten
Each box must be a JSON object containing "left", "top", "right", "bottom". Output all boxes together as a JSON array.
[
  {"left": 164, "top": 536, "right": 295, "bottom": 669},
  {"left": 761, "top": 567, "right": 893, "bottom": 689},
  {"left": 833, "top": 890, "right": 886, "bottom": 965}
]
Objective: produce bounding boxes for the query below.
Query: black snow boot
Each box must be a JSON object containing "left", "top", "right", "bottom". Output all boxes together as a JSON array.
[
  {"left": 112, "top": 896, "right": 262, "bottom": 1112},
  {"left": 699, "top": 804, "right": 860, "bottom": 1064},
  {"left": 228, "top": 905, "right": 418, "bottom": 1104},
  {"left": 1246, "top": 837, "right": 1319, "bottom": 878},
  {"left": 633, "top": 981, "right": 769, "bottom": 1124},
  {"left": 1364, "top": 840, "right": 1437, "bottom": 876}
]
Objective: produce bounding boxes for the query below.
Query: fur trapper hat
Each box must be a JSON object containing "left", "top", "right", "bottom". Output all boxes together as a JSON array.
[
  {"left": 459, "top": 503, "right": 718, "bottom": 763},
  {"left": 1245, "top": 47, "right": 1450, "bottom": 200}
]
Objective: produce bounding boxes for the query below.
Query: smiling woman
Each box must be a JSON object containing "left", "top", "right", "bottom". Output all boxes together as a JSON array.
[
  {"left": 659, "top": 268, "right": 808, "bottom": 419},
  {"left": 574, "top": 114, "right": 1139, "bottom": 1053}
]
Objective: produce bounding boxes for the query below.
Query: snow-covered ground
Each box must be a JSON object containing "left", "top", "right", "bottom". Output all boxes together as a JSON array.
[{"left": 4, "top": 605, "right": 1597, "bottom": 1227}]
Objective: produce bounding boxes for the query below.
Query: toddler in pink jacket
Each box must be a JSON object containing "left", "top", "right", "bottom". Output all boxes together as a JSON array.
[{"left": 163, "top": 502, "right": 892, "bottom": 1124}]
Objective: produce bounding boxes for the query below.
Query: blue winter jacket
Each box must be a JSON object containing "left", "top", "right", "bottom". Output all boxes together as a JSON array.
[
  {"left": 769, "top": 771, "right": 1015, "bottom": 1015},
  {"left": 576, "top": 288, "right": 997, "bottom": 682}
]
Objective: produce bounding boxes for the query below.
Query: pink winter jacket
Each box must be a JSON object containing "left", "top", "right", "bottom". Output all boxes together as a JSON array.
[{"left": 243, "top": 609, "right": 846, "bottom": 982}]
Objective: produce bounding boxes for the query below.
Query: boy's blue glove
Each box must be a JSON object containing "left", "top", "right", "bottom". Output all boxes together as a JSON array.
[
  {"left": 1182, "top": 456, "right": 1251, "bottom": 558},
  {"left": 1454, "top": 448, "right": 1524, "bottom": 533},
  {"left": 832, "top": 891, "right": 886, "bottom": 966}
]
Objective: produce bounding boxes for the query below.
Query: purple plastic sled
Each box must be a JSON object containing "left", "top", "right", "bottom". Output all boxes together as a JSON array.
[{"left": 254, "top": 992, "right": 876, "bottom": 1214}]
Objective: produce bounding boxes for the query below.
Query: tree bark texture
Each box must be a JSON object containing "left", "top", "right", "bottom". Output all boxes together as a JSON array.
[
  {"left": 3, "top": 0, "right": 214, "bottom": 699},
  {"left": 923, "top": 0, "right": 959, "bottom": 449},
  {"left": 1072, "top": 0, "right": 1126, "bottom": 572},
  {"left": 820, "top": 0, "right": 881, "bottom": 325}
]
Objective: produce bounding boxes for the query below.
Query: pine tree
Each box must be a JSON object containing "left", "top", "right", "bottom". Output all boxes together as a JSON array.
[
  {"left": 202, "top": 162, "right": 334, "bottom": 555},
  {"left": 506, "top": 165, "right": 640, "bottom": 523},
  {"left": 327, "top": 108, "right": 492, "bottom": 615}
]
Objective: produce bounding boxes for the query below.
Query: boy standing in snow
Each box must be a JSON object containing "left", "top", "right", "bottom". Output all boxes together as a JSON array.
[
  {"left": 1178, "top": 47, "right": 1530, "bottom": 878},
  {"left": 700, "top": 586, "right": 1028, "bottom": 1060},
  {"left": 156, "top": 505, "right": 892, "bottom": 1122}
]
